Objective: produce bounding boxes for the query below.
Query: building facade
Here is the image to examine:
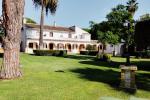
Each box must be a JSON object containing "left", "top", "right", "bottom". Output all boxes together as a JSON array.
[{"left": 21, "top": 23, "right": 123, "bottom": 55}]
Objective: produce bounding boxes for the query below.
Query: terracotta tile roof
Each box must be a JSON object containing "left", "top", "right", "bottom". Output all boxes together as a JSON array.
[{"left": 24, "top": 24, "right": 75, "bottom": 32}]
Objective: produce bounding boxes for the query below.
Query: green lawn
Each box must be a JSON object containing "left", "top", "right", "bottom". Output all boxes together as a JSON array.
[{"left": 0, "top": 53, "right": 149, "bottom": 100}]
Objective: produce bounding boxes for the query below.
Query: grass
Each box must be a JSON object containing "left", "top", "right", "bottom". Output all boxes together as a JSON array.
[{"left": 0, "top": 53, "right": 149, "bottom": 100}]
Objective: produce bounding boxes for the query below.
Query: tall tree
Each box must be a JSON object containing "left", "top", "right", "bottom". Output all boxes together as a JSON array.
[
  {"left": 126, "top": 0, "right": 138, "bottom": 17},
  {"left": 0, "top": 0, "right": 25, "bottom": 79},
  {"left": 125, "top": 0, "right": 138, "bottom": 65},
  {"left": 32, "top": 0, "right": 58, "bottom": 50},
  {"left": 106, "top": 4, "right": 129, "bottom": 41},
  {"left": 135, "top": 20, "right": 150, "bottom": 51}
]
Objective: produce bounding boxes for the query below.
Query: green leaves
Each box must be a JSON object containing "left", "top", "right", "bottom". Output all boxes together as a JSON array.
[
  {"left": 25, "top": 17, "right": 37, "bottom": 24},
  {"left": 32, "top": 0, "right": 58, "bottom": 16}
]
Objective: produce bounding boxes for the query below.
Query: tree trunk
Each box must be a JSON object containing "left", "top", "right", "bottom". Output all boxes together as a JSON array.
[
  {"left": 0, "top": 0, "right": 25, "bottom": 79},
  {"left": 39, "top": 0, "right": 44, "bottom": 50},
  {"left": 113, "top": 45, "right": 116, "bottom": 56}
]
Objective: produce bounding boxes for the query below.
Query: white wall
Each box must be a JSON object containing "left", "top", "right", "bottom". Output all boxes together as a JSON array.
[{"left": 25, "top": 26, "right": 91, "bottom": 42}]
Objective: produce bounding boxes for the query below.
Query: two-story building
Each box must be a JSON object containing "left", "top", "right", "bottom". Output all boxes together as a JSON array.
[{"left": 21, "top": 23, "right": 123, "bottom": 55}]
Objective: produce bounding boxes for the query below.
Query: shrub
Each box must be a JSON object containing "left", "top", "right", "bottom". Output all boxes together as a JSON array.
[
  {"left": 135, "top": 50, "right": 150, "bottom": 58},
  {"left": 86, "top": 45, "right": 97, "bottom": 51},
  {"left": 96, "top": 53, "right": 112, "bottom": 61},
  {"left": 80, "top": 51, "right": 98, "bottom": 56},
  {"left": 33, "top": 50, "right": 67, "bottom": 56},
  {"left": 80, "top": 51, "right": 89, "bottom": 55},
  {"left": 88, "top": 51, "right": 98, "bottom": 56}
]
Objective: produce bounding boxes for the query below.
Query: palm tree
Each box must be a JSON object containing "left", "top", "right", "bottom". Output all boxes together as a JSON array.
[
  {"left": 0, "top": 0, "right": 25, "bottom": 79},
  {"left": 32, "top": 0, "right": 58, "bottom": 50},
  {"left": 126, "top": 0, "right": 138, "bottom": 17}
]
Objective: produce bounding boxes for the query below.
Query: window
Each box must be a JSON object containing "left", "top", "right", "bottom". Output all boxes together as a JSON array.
[
  {"left": 49, "top": 32, "right": 53, "bottom": 37},
  {"left": 80, "top": 35, "right": 84, "bottom": 39},
  {"left": 60, "top": 34, "right": 63, "bottom": 37},
  {"left": 68, "top": 34, "right": 72, "bottom": 38},
  {"left": 29, "top": 43, "right": 33, "bottom": 48}
]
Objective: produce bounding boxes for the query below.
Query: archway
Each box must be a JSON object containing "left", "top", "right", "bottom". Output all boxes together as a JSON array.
[
  {"left": 28, "top": 42, "right": 38, "bottom": 49},
  {"left": 66, "top": 44, "right": 72, "bottom": 52},
  {"left": 72, "top": 44, "right": 78, "bottom": 50},
  {"left": 49, "top": 43, "right": 54, "bottom": 50},
  {"left": 79, "top": 44, "right": 85, "bottom": 51},
  {"left": 57, "top": 43, "right": 64, "bottom": 50}
]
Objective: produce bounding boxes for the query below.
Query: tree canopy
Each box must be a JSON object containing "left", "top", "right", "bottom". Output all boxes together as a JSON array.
[
  {"left": 135, "top": 20, "right": 150, "bottom": 50},
  {"left": 33, "top": 0, "right": 58, "bottom": 15},
  {"left": 25, "top": 17, "right": 37, "bottom": 24}
]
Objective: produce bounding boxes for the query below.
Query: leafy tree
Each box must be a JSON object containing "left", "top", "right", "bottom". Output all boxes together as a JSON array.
[
  {"left": 107, "top": 31, "right": 119, "bottom": 56},
  {"left": 106, "top": 4, "right": 130, "bottom": 41},
  {"left": 90, "top": 21, "right": 113, "bottom": 40},
  {"left": 97, "top": 31, "right": 106, "bottom": 53},
  {"left": 135, "top": 20, "right": 150, "bottom": 51},
  {"left": 89, "top": 21, "right": 99, "bottom": 40},
  {"left": 86, "top": 45, "right": 96, "bottom": 51},
  {"left": 0, "top": 0, "right": 25, "bottom": 79},
  {"left": 106, "top": 0, "right": 138, "bottom": 64},
  {"left": 140, "top": 14, "right": 150, "bottom": 21},
  {"left": 25, "top": 17, "right": 37, "bottom": 24},
  {"left": 33, "top": 0, "right": 58, "bottom": 50}
]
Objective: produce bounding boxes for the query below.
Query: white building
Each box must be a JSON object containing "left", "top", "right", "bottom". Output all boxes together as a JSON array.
[{"left": 21, "top": 23, "right": 123, "bottom": 55}]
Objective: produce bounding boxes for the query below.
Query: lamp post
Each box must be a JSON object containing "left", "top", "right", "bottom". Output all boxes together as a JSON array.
[
  {"left": 120, "top": 20, "right": 137, "bottom": 92},
  {"left": 124, "top": 20, "right": 130, "bottom": 65}
]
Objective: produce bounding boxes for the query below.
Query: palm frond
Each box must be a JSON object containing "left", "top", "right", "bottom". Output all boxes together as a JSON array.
[
  {"left": 32, "top": 0, "right": 58, "bottom": 15},
  {"left": 46, "top": 0, "right": 58, "bottom": 15}
]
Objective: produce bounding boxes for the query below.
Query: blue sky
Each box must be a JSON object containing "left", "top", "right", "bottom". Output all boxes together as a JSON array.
[{"left": 0, "top": 0, "right": 150, "bottom": 28}]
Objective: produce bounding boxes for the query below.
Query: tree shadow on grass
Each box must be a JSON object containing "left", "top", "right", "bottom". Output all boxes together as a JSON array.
[
  {"left": 79, "top": 60, "right": 150, "bottom": 71},
  {"left": 136, "top": 72, "right": 150, "bottom": 91},
  {"left": 78, "top": 60, "right": 150, "bottom": 91},
  {"left": 63, "top": 55, "right": 95, "bottom": 60},
  {"left": 70, "top": 68, "right": 120, "bottom": 88},
  {"left": 70, "top": 68, "right": 136, "bottom": 94},
  {"left": 70, "top": 67, "right": 150, "bottom": 93}
]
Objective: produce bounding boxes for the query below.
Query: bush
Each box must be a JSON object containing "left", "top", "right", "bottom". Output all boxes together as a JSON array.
[
  {"left": 33, "top": 50, "right": 67, "bottom": 56},
  {"left": 80, "top": 51, "right": 89, "bottom": 55},
  {"left": 80, "top": 51, "right": 98, "bottom": 56},
  {"left": 88, "top": 51, "right": 98, "bottom": 56},
  {"left": 86, "top": 45, "right": 97, "bottom": 51},
  {"left": 135, "top": 50, "right": 150, "bottom": 58},
  {"left": 96, "top": 53, "right": 112, "bottom": 61}
]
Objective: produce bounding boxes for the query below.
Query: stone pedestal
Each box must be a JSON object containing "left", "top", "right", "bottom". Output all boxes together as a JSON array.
[{"left": 120, "top": 65, "right": 137, "bottom": 90}]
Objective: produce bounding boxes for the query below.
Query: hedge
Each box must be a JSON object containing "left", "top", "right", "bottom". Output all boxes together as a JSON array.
[
  {"left": 80, "top": 51, "right": 98, "bottom": 56},
  {"left": 33, "top": 50, "right": 67, "bottom": 56},
  {"left": 135, "top": 50, "right": 150, "bottom": 58}
]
